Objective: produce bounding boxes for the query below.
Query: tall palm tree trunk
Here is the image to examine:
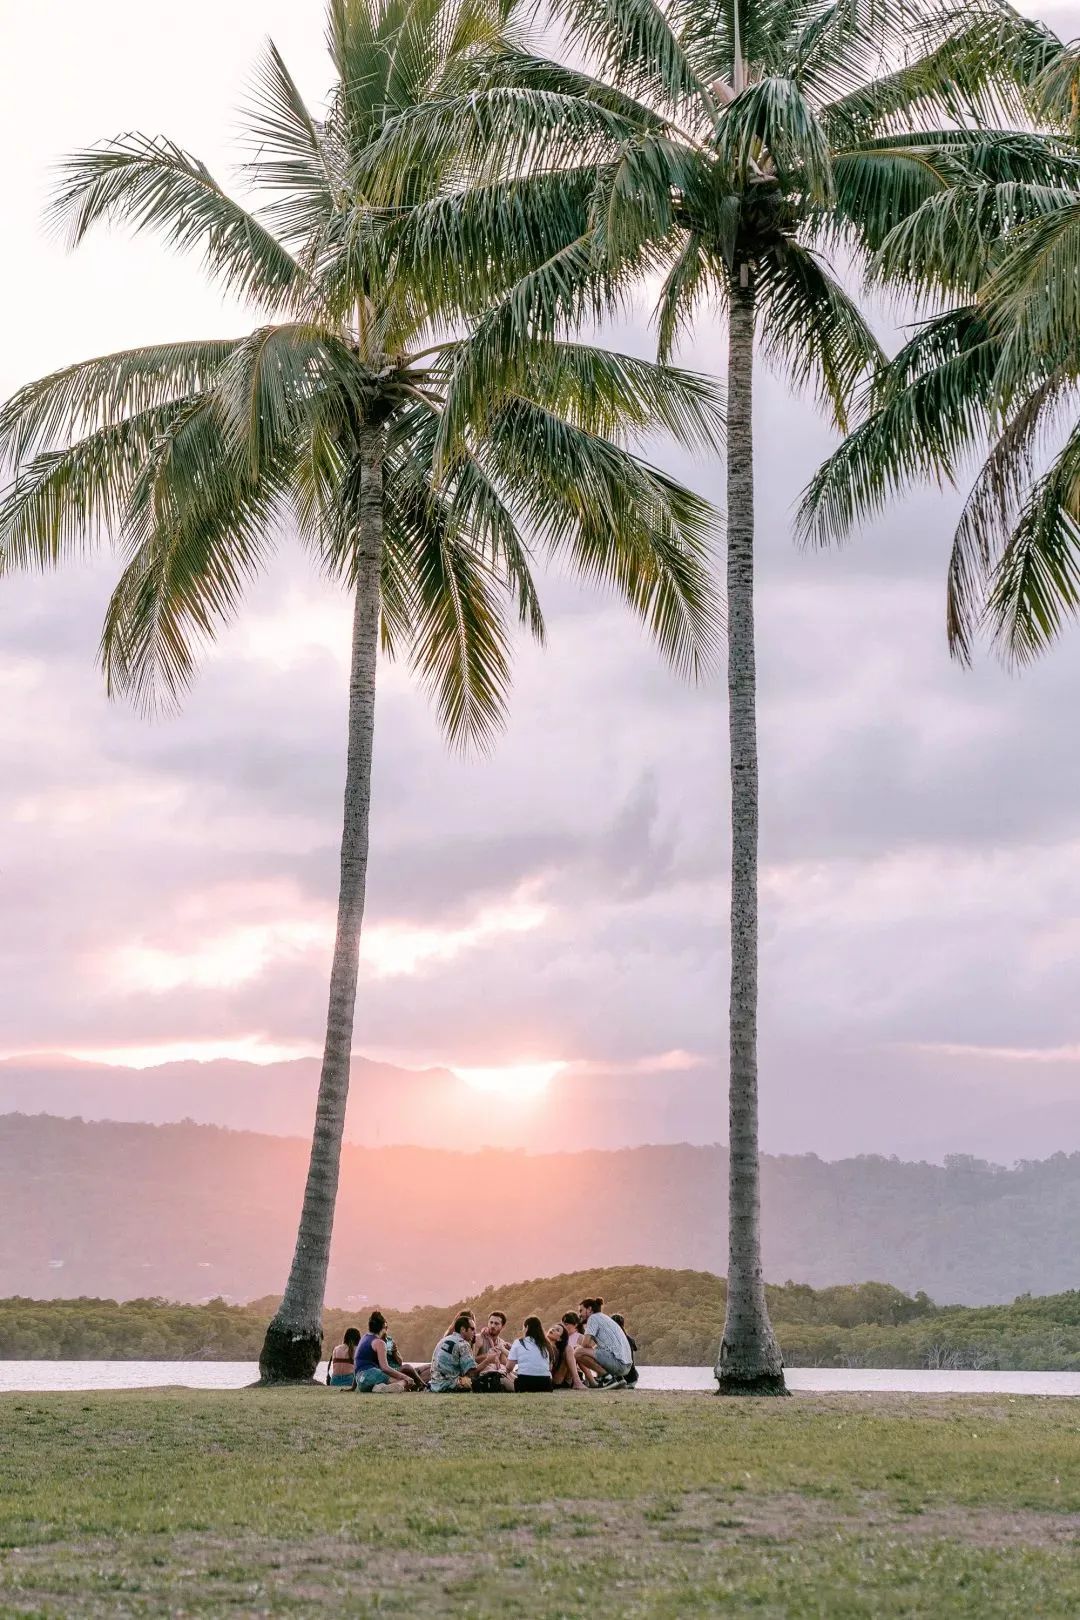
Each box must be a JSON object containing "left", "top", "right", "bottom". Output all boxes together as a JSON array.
[
  {"left": 716, "top": 266, "right": 786, "bottom": 1395},
  {"left": 259, "top": 428, "right": 384, "bottom": 1383}
]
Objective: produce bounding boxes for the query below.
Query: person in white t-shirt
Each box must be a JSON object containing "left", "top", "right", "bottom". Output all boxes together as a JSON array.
[{"left": 507, "top": 1316, "right": 554, "bottom": 1392}]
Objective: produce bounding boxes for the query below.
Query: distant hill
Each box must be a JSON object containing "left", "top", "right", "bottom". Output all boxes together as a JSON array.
[
  {"left": 7, "top": 1268, "right": 1080, "bottom": 1370},
  {"left": 7, "top": 1047, "right": 1080, "bottom": 1163},
  {"left": 4, "top": 1113, "right": 1080, "bottom": 1306}
]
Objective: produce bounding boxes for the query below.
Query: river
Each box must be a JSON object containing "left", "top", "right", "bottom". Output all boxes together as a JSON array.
[{"left": 2, "top": 1363, "right": 1079, "bottom": 1394}]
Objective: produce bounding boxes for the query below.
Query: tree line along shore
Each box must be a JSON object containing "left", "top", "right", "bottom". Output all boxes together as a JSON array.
[{"left": 5, "top": 1266, "right": 1080, "bottom": 1370}]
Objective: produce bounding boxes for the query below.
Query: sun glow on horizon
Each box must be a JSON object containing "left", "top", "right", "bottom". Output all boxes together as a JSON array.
[{"left": 452, "top": 1060, "right": 566, "bottom": 1098}]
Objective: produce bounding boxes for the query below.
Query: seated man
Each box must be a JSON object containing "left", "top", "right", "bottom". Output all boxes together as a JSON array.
[
  {"left": 428, "top": 1312, "right": 497, "bottom": 1392},
  {"left": 476, "top": 1310, "right": 515, "bottom": 1392},
  {"left": 575, "top": 1296, "right": 633, "bottom": 1385}
]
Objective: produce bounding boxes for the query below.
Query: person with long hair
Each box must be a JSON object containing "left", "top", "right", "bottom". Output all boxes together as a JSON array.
[
  {"left": 507, "top": 1316, "right": 553, "bottom": 1393},
  {"left": 327, "top": 1326, "right": 360, "bottom": 1388},
  {"left": 549, "top": 1311, "right": 589, "bottom": 1390},
  {"left": 353, "top": 1311, "right": 413, "bottom": 1393}
]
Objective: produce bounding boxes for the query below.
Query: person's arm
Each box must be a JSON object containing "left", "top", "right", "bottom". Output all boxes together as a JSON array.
[{"left": 374, "top": 1337, "right": 410, "bottom": 1384}]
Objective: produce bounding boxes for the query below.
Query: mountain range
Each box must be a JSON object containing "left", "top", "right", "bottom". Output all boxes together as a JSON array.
[
  {"left": 5, "top": 1046, "right": 1080, "bottom": 1162},
  {"left": 5, "top": 1111, "right": 1080, "bottom": 1307}
]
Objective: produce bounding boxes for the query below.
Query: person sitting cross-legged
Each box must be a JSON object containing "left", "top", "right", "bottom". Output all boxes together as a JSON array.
[
  {"left": 428, "top": 1312, "right": 498, "bottom": 1392},
  {"left": 353, "top": 1311, "right": 413, "bottom": 1393},
  {"left": 475, "top": 1311, "right": 515, "bottom": 1392}
]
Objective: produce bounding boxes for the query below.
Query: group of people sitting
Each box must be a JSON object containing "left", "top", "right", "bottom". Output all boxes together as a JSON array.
[{"left": 327, "top": 1294, "right": 638, "bottom": 1394}]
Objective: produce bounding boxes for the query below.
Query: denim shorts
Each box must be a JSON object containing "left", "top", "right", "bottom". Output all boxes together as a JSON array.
[
  {"left": 593, "top": 1347, "right": 632, "bottom": 1378},
  {"left": 356, "top": 1367, "right": 391, "bottom": 1391},
  {"left": 329, "top": 1372, "right": 355, "bottom": 1388}
]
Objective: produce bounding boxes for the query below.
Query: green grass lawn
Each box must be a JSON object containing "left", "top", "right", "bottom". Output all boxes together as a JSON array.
[{"left": 2, "top": 1390, "right": 1079, "bottom": 1617}]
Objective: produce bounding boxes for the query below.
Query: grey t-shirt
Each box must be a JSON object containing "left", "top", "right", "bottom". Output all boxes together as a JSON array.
[{"left": 585, "top": 1312, "right": 632, "bottom": 1367}]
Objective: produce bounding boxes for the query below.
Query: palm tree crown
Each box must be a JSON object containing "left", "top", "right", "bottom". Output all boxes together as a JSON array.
[
  {"left": 356, "top": 0, "right": 1060, "bottom": 419},
  {"left": 1, "top": 0, "right": 722, "bottom": 729},
  {"left": 798, "top": 42, "right": 1080, "bottom": 665}
]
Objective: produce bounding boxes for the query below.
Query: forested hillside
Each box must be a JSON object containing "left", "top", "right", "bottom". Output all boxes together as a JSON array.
[
  {"left": 5, "top": 1114, "right": 1080, "bottom": 1306},
  {"left": 6, "top": 1268, "right": 1080, "bottom": 1369}
]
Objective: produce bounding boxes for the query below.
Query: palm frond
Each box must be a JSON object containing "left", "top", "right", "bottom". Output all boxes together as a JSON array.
[
  {"left": 484, "top": 396, "right": 722, "bottom": 676},
  {"left": 544, "top": 0, "right": 709, "bottom": 113},
  {"left": 787, "top": 0, "right": 917, "bottom": 106},
  {"left": 429, "top": 229, "right": 639, "bottom": 462},
  {"left": 947, "top": 369, "right": 1079, "bottom": 660},
  {"left": 353, "top": 86, "right": 647, "bottom": 204},
  {"left": 517, "top": 340, "right": 725, "bottom": 449},
  {"left": 796, "top": 306, "right": 998, "bottom": 545},
  {"left": 822, "top": 6, "right": 1059, "bottom": 141},
  {"left": 655, "top": 230, "right": 719, "bottom": 363},
  {"left": 981, "top": 196, "right": 1080, "bottom": 360},
  {"left": 371, "top": 167, "right": 600, "bottom": 322},
  {"left": 716, "top": 76, "right": 834, "bottom": 201},
  {"left": 756, "top": 241, "right": 884, "bottom": 430},
  {"left": 1032, "top": 37, "right": 1080, "bottom": 137},
  {"left": 242, "top": 40, "right": 342, "bottom": 244},
  {"left": 211, "top": 324, "right": 368, "bottom": 476},
  {"left": 870, "top": 179, "right": 1077, "bottom": 304},
  {"left": 388, "top": 462, "right": 516, "bottom": 747},
  {"left": 987, "top": 424, "right": 1080, "bottom": 663},
  {"left": 0, "top": 404, "right": 191, "bottom": 572},
  {"left": 0, "top": 340, "right": 237, "bottom": 466},
  {"left": 101, "top": 405, "right": 290, "bottom": 709},
  {"left": 49, "top": 137, "right": 302, "bottom": 310},
  {"left": 389, "top": 396, "right": 546, "bottom": 640}
]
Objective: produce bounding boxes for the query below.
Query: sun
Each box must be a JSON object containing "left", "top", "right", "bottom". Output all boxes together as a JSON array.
[{"left": 452, "top": 1061, "right": 566, "bottom": 1098}]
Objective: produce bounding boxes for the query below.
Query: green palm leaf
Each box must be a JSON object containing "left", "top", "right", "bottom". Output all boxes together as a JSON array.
[
  {"left": 0, "top": 340, "right": 237, "bottom": 465},
  {"left": 988, "top": 426, "right": 1080, "bottom": 662},
  {"left": 756, "top": 241, "right": 884, "bottom": 429},
  {"left": 49, "top": 137, "right": 302, "bottom": 310}
]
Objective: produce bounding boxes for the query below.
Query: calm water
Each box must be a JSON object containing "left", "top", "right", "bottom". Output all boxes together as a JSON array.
[{"left": 2, "top": 1362, "right": 1079, "bottom": 1395}]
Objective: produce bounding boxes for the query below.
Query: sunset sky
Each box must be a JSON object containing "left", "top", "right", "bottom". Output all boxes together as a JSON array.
[{"left": 4, "top": 0, "right": 1080, "bottom": 1140}]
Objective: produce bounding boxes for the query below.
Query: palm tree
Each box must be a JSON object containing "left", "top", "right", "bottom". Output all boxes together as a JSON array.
[
  {"left": 358, "top": 0, "right": 1065, "bottom": 1390},
  {"left": 798, "top": 52, "right": 1080, "bottom": 664},
  {"left": 0, "top": 0, "right": 722, "bottom": 1382}
]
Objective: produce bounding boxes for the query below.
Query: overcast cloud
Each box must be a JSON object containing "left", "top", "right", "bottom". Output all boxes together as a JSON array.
[{"left": 3, "top": 0, "right": 1080, "bottom": 1156}]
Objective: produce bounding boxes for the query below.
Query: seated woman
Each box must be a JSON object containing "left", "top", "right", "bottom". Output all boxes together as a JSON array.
[
  {"left": 549, "top": 1312, "right": 590, "bottom": 1390},
  {"left": 327, "top": 1326, "right": 360, "bottom": 1388},
  {"left": 507, "top": 1316, "right": 554, "bottom": 1392},
  {"left": 353, "top": 1311, "right": 413, "bottom": 1393}
]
